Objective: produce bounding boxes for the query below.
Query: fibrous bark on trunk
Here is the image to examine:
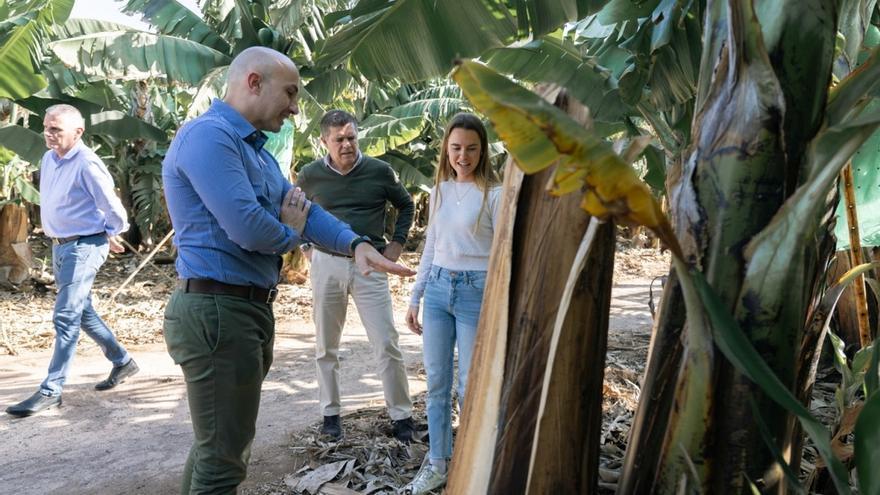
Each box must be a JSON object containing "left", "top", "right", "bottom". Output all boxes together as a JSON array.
[{"left": 0, "top": 203, "right": 31, "bottom": 286}]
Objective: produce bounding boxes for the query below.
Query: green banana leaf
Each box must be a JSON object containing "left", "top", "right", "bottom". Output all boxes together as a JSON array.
[
  {"left": 124, "top": 0, "right": 231, "bottom": 54},
  {"left": 597, "top": 0, "right": 659, "bottom": 24},
  {"left": 513, "top": 0, "right": 605, "bottom": 37},
  {"left": 41, "top": 61, "right": 92, "bottom": 97},
  {"left": 750, "top": 399, "right": 807, "bottom": 495},
  {"left": 834, "top": 113, "right": 880, "bottom": 249},
  {"left": 267, "top": 0, "right": 304, "bottom": 39},
  {"left": 56, "top": 18, "right": 137, "bottom": 37},
  {"left": 357, "top": 114, "right": 423, "bottom": 156},
  {"left": 50, "top": 31, "right": 231, "bottom": 85},
  {"left": 756, "top": 0, "right": 837, "bottom": 169},
  {"left": 13, "top": 172, "right": 40, "bottom": 204},
  {"left": 200, "top": 0, "right": 236, "bottom": 36},
  {"left": 641, "top": 144, "right": 665, "bottom": 194},
  {"left": 264, "top": 118, "right": 295, "bottom": 173},
  {"left": 826, "top": 47, "right": 880, "bottom": 129},
  {"left": 89, "top": 110, "right": 167, "bottom": 142},
  {"left": 481, "top": 36, "right": 627, "bottom": 123},
  {"left": 74, "top": 82, "right": 129, "bottom": 111},
  {"left": 385, "top": 85, "right": 471, "bottom": 122},
  {"left": 868, "top": 335, "right": 880, "bottom": 396},
  {"left": 381, "top": 149, "right": 433, "bottom": 191},
  {"left": 304, "top": 67, "right": 354, "bottom": 104},
  {"left": 186, "top": 66, "right": 228, "bottom": 119},
  {"left": 0, "top": 0, "right": 74, "bottom": 99},
  {"left": 0, "top": 124, "right": 46, "bottom": 165},
  {"left": 230, "top": 0, "right": 260, "bottom": 54},
  {"left": 837, "top": 0, "right": 879, "bottom": 70},
  {"left": 855, "top": 387, "right": 880, "bottom": 495},
  {"left": 315, "top": 0, "right": 517, "bottom": 82}
]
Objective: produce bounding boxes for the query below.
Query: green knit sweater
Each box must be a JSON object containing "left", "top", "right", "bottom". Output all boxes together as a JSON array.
[{"left": 298, "top": 155, "right": 414, "bottom": 248}]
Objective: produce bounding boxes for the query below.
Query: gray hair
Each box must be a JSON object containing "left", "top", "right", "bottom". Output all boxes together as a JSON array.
[{"left": 45, "top": 104, "right": 85, "bottom": 129}]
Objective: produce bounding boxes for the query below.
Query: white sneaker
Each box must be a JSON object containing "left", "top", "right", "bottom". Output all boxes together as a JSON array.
[{"left": 402, "top": 462, "right": 448, "bottom": 494}]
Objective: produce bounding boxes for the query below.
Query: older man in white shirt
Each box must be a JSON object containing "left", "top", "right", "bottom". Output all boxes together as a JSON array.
[{"left": 5, "top": 104, "right": 138, "bottom": 418}]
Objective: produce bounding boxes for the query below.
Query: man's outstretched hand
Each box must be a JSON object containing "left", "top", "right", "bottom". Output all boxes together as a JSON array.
[{"left": 354, "top": 242, "right": 416, "bottom": 277}]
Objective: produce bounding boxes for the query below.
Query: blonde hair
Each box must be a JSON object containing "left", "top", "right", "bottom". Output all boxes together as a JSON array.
[{"left": 432, "top": 113, "right": 499, "bottom": 224}]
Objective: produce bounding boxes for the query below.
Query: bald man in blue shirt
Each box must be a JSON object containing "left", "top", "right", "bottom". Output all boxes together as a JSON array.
[
  {"left": 6, "top": 104, "right": 139, "bottom": 418},
  {"left": 162, "top": 46, "right": 415, "bottom": 493}
]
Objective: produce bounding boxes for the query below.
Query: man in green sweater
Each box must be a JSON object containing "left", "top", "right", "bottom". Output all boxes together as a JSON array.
[{"left": 298, "top": 110, "right": 417, "bottom": 442}]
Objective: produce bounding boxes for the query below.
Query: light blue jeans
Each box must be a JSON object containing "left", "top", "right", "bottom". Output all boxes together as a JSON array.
[
  {"left": 421, "top": 265, "right": 487, "bottom": 461},
  {"left": 40, "top": 234, "right": 130, "bottom": 396}
]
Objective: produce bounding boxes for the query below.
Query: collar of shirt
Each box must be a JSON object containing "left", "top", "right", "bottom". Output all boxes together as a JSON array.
[
  {"left": 53, "top": 139, "right": 87, "bottom": 163},
  {"left": 322, "top": 152, "right": 364, "bottom": 175},
  {"left": 210, "top": 99, "right": 267, "bottom": 150}
]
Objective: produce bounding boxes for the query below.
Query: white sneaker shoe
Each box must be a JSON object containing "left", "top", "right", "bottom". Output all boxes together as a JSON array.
[{"left": 402, "top": 462, "right": 448, "bottom": 494}]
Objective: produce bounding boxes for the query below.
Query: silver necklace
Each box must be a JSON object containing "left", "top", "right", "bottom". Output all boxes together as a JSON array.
[{"left": 452, "top": 182, "right": 471, "bottom": 205}]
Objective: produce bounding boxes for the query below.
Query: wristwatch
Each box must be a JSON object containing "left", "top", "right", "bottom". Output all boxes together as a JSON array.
[{"left": 349, "top": 235, "right": 371, "bottom": 254}]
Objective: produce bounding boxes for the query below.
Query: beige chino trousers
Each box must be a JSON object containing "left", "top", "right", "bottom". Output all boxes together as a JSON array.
[{"left": 310, "top": 249, "right": 413, "bottom": 420}]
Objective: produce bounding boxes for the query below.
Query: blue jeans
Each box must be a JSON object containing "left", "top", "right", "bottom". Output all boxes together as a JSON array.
[
  {"left": 421, "top": 266, "right": 487, "bottom": 461},
  {"left": 40, "top": 234, "right": 129, "bottom": 396}
]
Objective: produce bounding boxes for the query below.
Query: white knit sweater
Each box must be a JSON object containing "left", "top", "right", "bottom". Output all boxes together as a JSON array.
[{"left": 410, "top": 180, "right": 502, "bottom": 306}]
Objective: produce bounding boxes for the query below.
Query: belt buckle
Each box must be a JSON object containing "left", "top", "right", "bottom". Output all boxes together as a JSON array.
[{"left": 266, "top": 288, "right": 278, "bottom": 304}]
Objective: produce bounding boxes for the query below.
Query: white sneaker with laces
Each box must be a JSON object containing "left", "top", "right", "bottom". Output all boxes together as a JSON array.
[{"left": 403, "top": 462, "right": 447, "bottom": 494}]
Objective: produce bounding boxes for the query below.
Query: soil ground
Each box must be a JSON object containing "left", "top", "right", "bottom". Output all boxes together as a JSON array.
[{"left": 0, "top": 238, "right": 669, "bottom": 495}]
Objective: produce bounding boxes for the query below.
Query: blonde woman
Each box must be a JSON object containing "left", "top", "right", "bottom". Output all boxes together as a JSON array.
[{"left": 404, "top": 113, "right": 502, "bottom": 494}]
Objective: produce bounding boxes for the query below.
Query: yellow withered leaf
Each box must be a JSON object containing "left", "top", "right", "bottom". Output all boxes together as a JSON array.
[{"left": 452, "top": 59, "right": 682, "bottom": 258}]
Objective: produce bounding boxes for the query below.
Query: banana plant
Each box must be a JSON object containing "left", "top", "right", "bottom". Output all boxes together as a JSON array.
[
  {"left": 0, "top": 0, "right": 73, "bottom": 99},
  {"left": 0, "top": 148, "right": 39, "bottom": 205},
  {"left": 315, "top": 0, "right": 880, "bottom": 493},
  {"left": 448, "top": 37, "right": 879, "bottom": 493}
]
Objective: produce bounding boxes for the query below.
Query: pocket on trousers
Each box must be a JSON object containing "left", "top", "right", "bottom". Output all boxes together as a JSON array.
[
  {"left": 468, "top": 271, "right": 488, "bottom": 291},
  {"left": 163, "top": 293, "right": 222, "bottom": 367}
]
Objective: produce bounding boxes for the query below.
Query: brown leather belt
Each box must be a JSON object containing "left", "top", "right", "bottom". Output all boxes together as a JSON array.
[
  {"left": 52, "top": 232, "right": 103, "bottom": 245},
  {"left": 177, "top": 279, "right": 278, "bottom": 304}
]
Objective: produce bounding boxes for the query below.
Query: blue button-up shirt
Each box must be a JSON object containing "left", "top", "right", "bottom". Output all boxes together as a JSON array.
[
  {"left": 163, "top": 99, "right": 358, "bottom": 288},
  {"left": 39, "top": 140, "right": 129, "bottom": 238}
]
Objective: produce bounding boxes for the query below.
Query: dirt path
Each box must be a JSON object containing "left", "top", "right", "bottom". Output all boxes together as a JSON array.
[
  {"left": 0, "top": 317, "right": 427, "bottom": 495},
  {"left": 0, "top": 248, "right": 665, "bottom": 495}
]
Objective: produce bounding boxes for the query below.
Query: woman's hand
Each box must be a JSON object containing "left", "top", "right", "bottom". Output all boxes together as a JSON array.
[{"left": 405, "top": 305, "right": 422, "bottom": 335}]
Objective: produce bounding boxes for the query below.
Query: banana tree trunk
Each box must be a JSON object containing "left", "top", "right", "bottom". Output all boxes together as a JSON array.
[
  {"left": 0, "top": 203, "right": 31, "bottom": 286},
  {"left": 447, "top": 90, "right": 616, "bottom": 494},
  {"left": 615, "top": 269, "right": 686, "bottom": 493},
  {"left": 620, "top": 0, "right": 839, "bottom": 492},
  {"left": 522, "top": 217, "right": 615, "bottom": 494}
]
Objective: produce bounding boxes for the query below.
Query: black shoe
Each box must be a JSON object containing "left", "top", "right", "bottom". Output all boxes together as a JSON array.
[
  {"left": 392, "top": 417, "right": 417, "bottom": 443},
  {"left": 95, "top": 359, "right": 140, "bottom": 391},
  {"left": 6, "top": 391, "right": 62, "bottom": 417},
  {"left": 321, "top": 414, "right": 342, "bottom": 440}
]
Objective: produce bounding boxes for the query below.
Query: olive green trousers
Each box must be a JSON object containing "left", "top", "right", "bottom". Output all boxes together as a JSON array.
[{"left": 163, "top": 290, "right": 274, "bottom": 494}]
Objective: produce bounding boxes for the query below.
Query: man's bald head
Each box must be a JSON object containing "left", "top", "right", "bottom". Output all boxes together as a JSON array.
[
  {"left": 227, "top": 47, "right": 297, "bottom": 91},
  {"left": 224, "top": 47, "right": 300, "bottom": 132}
]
